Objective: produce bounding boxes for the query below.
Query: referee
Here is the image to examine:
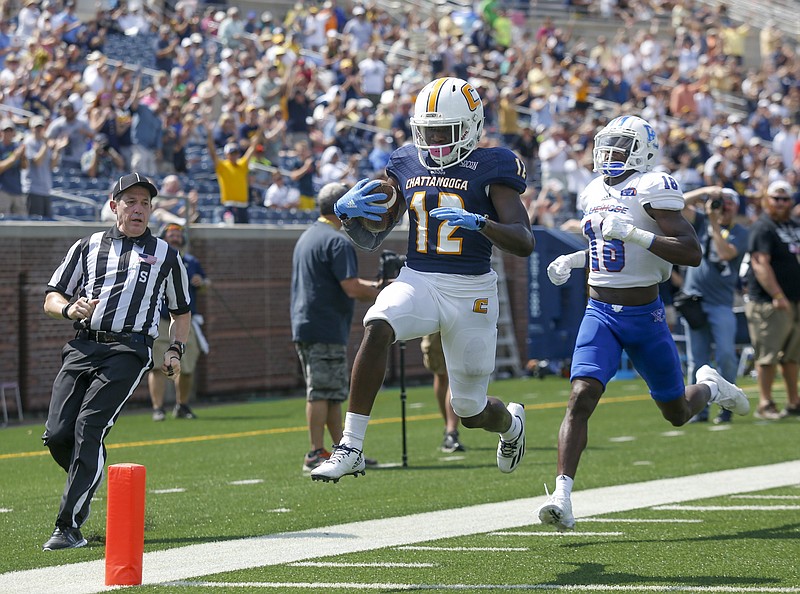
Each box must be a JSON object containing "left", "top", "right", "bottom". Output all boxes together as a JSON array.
[{"left": 41, "top": 172, "right": 192, "bottom": 551}]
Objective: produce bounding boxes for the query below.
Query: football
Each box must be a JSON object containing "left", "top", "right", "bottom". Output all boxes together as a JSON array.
[{"left": 361, "top": 180, "right": 401, "bottom": 234}]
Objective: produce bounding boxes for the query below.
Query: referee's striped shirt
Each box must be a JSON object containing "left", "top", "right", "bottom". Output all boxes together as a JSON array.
[{"left": 46, "top": 226, "right": 191, "bottom": 338}]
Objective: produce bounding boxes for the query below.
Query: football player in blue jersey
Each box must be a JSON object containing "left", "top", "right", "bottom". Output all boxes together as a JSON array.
[
  {"left": 311, "top": 76, "right": 534, "bottom": 482},
  {"left": 535, "top": 115, "right": 751, "bottom": 531}
]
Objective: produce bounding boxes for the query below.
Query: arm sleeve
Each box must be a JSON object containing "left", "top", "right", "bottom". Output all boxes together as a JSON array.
[
  {"left": 342, "top": 218, "right": 395, "bottom": 252},
  {"left": 165, "top": 251, "right": 192, "bottom": 315},
  {"left": 46, "top": 238, "right": 85, "bottom": 298}
]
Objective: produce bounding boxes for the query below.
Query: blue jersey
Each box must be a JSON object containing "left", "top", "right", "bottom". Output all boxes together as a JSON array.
[{"left": 387, "top": 144, "right": 527, "bottom": 275}]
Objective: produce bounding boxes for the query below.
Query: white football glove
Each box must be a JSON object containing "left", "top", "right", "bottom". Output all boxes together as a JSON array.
[
  {"left": 547, "top": 251, "right": 587, "bottom": 286},
  {"left": 601, "top": 213, "right": 655, "bottom": 248}
]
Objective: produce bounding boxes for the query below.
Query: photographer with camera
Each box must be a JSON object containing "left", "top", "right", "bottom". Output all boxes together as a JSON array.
[
  {"left": 681, "top": 186, "right": 749, "bottom": 423},
  {"left": 81, "top": 133, "right": 124, "bottom": 179},
  {"left": 291, "top": 182, "right": 382, "bottom": 473}
]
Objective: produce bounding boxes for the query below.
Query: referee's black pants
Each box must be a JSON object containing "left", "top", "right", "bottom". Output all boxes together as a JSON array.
[{"left": 42, "top": 339, "right": 152, "bottom": 530}]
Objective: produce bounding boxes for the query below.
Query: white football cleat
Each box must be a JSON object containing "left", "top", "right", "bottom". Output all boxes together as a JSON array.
[
  {"left": 537, "top": 491, "right": 575, "bottom": 532},
  {"left": 497, "top": 402, "right": 525, "bottom": 473},
  {"left": 697, "top": 365, "right": 750, "bottom": 416},
  {"left": 310, "top": 444, "right": 366, "bottom": 483}
]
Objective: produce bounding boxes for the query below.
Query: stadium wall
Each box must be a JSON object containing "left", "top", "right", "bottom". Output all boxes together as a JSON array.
[{"left": 0, "top": 223, "right": 532, "bottom": 414}]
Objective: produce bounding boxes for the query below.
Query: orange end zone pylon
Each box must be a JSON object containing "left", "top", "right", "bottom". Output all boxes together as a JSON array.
[{"left": 105, "top": 463, "right": 146, "bottom": 586}]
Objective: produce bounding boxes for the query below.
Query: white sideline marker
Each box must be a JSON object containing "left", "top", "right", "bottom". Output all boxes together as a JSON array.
[
  {"left": 0, "top": 508, "right": 11, "bottom": 513},
  {"left": 653, "top": 505, "right": 800, "bottom": 511},
  {"left": 490, "top": 531, "right": 624, "bottom": 537},
  {"left": 661, "top": 430, "right": 685, "bottom": 437},
  {"left": 397, "top": 546, "right": 528, "bottom": 552},
  {"left": 581, "top": 518, "right": 702, "bottom": 523},
  {"left": 165, "top": 581, "right": 800, "bottom": 592},
  {"left": 150, "top": 488, "right": 186, "bottom": 494},
  {"left": 290, "top": 562, "right": 435, "bottom": 568},
  {"left": 228, "top": 479, "right": 264, "bottom": 485},
  {"left": 2, "top": 460, "right": 800, "bottom": 594},
  {"left": 730, "top": 495, "right": 800, "bottom": 500}
]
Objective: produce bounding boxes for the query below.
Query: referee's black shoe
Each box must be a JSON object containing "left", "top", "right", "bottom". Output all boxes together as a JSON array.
[{"left": 42, "top": 526, "right": 87, "bottom": 551}]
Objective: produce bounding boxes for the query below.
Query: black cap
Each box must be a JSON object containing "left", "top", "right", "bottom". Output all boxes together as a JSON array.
[{"left": 111, "top": 173, "right": 158, "bottom": 199}]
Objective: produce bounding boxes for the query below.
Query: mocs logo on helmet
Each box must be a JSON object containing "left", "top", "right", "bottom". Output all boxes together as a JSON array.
[{"left": 410, "top": 77, "right": 485, "bottom": 170}]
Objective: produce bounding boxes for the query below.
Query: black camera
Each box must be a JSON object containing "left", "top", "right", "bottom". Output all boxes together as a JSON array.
[
  {"left": 377, "top": 250, "right": 406, "bottom": 284},
  {"left": 710, "top": 198, "right": 722, "bottom": 210}
]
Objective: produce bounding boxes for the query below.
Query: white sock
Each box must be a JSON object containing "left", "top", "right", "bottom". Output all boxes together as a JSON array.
[
  {"left": 554, "top": 475, "right": 574, "bottom": 498},
  {"left": 700, "top": 380, "right": 719, "bottom": 403},
  {"left": 500, "top": 414, "right": 521, "bottom": 441},
  {"left": 341, "top": 412, "right": 370, "bottom": 451}
]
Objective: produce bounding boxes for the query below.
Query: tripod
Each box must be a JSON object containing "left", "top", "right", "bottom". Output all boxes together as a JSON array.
[{"left": 399, "top": 340, "right": 408, "bottom": 468}]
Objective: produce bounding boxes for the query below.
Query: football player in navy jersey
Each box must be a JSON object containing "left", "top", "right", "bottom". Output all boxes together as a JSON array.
[
  {"left": 311, "top": 77, "right": 534, "bottom": 483},
  {"left": 536, "top": 115, "right": 751, "bottom": 532}
]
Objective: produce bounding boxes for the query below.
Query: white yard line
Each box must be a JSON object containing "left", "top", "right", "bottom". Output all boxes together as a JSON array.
[
  {"left": 163, "top": 582, "right": 800, "bottom": 592},
  {"left": 653, "top": 505, "right": 800, "bottom": 511},
  {"left": 1, "top": 460, "right": 799, "bottom": 594}
]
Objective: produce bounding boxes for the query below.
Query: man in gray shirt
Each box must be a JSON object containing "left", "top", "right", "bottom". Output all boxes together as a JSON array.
[
  {"left": 46, "top": 102, "right": 94, "bottom": 171},
  {"left": 23, "top": 116, "right": 65, "bottom": 218}
]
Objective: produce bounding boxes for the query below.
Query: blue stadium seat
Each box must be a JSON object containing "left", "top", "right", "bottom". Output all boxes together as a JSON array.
[
  {"left": 69, "top": 204, "right": 97, "bottom": 221},
  {"left": 197, "top": 194, "right": 219, "bottom": 206},
  {"left": 247, "top": 206, "right": 269, "bottom": 223},
  {"left": 197, "top": 206, "right": 224, "bottom": 224}
]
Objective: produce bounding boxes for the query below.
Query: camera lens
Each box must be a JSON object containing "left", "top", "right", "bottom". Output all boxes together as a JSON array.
[{"left": 710, "top": 199, "right": 722, "bottom": 209}]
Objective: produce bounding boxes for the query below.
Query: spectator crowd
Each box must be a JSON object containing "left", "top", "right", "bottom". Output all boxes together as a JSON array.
[{"left": 0, "top": 0, "right": 797, "bottom": 227}]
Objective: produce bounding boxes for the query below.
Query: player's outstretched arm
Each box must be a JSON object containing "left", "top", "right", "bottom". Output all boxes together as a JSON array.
[
  {"left": 485, "top": 184, "right": 535, "bottom": 257},
  {"left": 430, "top": 185, "right": 533, "bottom": 257},
  {"left": 547, "top": 251, "right": 587, "bottom": 286}
]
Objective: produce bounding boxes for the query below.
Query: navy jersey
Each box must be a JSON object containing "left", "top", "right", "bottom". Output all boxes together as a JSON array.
[{"left": 387, "top": 144, "right": 527, "bottom": 275}]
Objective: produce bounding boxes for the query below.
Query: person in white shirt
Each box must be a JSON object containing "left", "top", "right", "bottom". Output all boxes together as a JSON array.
[
  {"left": 264, "top": 171, "right": 300, "bottom": 210},
  {"left": 358, "top": 47, "right": 387, "bottom": 107},
  {"left": 538, "top": 124, "right": 570, "bottom": 190}
]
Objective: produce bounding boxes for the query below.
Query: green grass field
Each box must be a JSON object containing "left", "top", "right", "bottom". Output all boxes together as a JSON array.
[{"left": 1, "top": 374, "right": 799, "bottom": 593}]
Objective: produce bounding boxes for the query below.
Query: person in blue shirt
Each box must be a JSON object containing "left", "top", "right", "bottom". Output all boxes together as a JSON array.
[
  {"left": 310, "top": 77, "right": 534, "bottom": 483},
  {"left": 291, "top": 182, "right": 381, "bottom": 472},
  {"left": 0, "top": 119, "right": 28, "bottom": 216},
  {"left": 148, "top": 224, "right": 208, "bottom": 421},
  {"left": 681, "top": 186, "right": 749, "bottom": 424}
]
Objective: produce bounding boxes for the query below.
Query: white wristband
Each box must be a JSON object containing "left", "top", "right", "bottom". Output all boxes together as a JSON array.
[
  {"left": 627, "top": 227, "right": 655, "bottom": 248},
  {"left": 565, "top": 250, "right": 587, "bottom": 269}
]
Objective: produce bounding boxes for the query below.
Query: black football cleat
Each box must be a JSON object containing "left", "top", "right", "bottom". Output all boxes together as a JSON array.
[{"left": 42, "top": 526, "right": 87, "bottom": 551}]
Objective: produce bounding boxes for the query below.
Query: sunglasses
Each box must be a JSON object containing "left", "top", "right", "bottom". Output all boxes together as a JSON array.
[{"left": 769, "top": 195, "right": 792, "bottom": 202}]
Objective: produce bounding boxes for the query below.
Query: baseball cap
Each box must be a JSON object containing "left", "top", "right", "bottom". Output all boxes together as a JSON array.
[
  {"left": 767, "top": 180, "right": 792, "bottom": 196},
  {"left": 1, "top": 119, "right": 15, "bottom": 130},
  {"left": 29, "top": 116, "right": 45, "bottom": 128},
  {"left": 112, "top": 173, "right": 158, "bottom": 199},
  {"left": 224, "top": 142, "right": 241, "bottom": 154},
  {"left": 720, "top": 188, "right": 740, "bottom": 207}
]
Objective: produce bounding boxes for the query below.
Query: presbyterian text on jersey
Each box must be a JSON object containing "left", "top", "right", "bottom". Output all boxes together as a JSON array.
[{"left": 587, "top": 204, "right": 630, "bottom": 215}]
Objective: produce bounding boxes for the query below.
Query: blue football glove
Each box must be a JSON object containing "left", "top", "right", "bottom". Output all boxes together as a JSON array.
[
  {"left": 429, "top": 206, "right": 487, "bottom": 231},
  {"left": 333, "top": 178, "right": 388, "bottom": 222}
]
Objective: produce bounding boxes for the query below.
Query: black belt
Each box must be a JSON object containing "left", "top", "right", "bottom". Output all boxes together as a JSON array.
[{"left": 78, "top": 329, "right": 153, "bottom": 347}]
